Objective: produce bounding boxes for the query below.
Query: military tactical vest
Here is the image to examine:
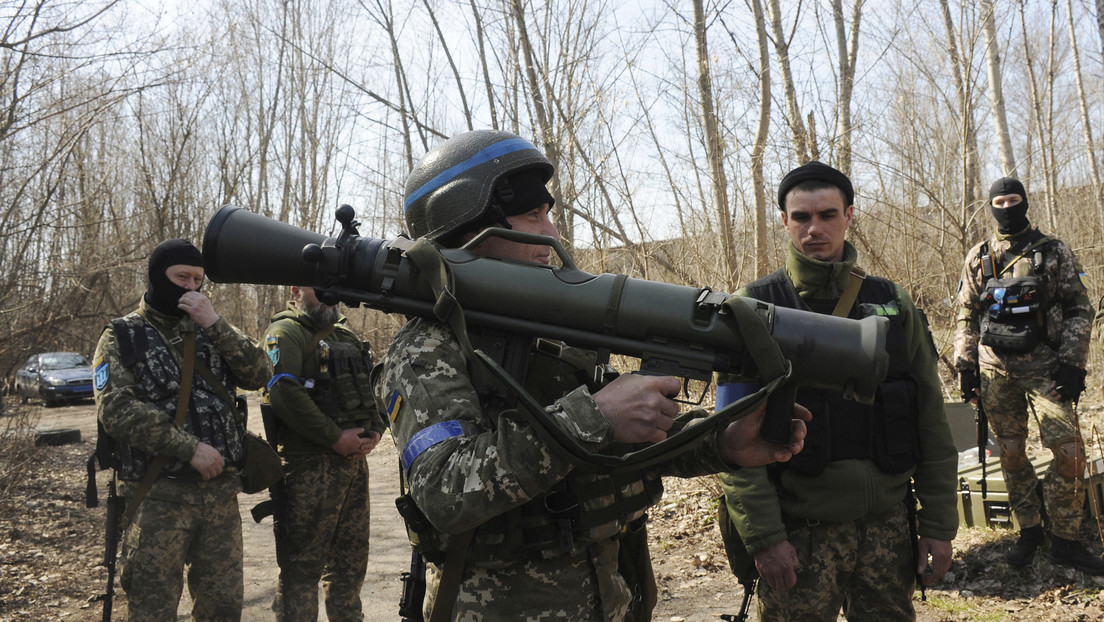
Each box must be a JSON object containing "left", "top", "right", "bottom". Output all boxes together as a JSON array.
[
  {"left": 108, "top": 313, "right": 244, "bottom": 481},
  {"left": 746, "top": 270, "right": 922, "bottom": 477},
  {"left": 300, "top": 326, "right": 376, "bottom": 425},
  {"left": 977, "top": 231, "right": 1055, "bottom": 354},
  {"left": 444, "top": 335, "right": 663, "bottom": 566}
]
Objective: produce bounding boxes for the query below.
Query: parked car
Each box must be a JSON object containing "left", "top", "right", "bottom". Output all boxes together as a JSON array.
[{"left": 14, "top": 352, "right": 95, "bottom": 407}]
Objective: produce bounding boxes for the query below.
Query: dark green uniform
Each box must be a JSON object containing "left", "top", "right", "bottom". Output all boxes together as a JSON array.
[
  {"left": 262, "top": 302, "right": 385, "bottom": 622},
  {"left": 720, "top": 242, "right": 958, "bottom": 621}
]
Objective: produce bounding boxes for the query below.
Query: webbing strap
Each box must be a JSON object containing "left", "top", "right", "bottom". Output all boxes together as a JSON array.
[{"left": 831, "top": 267, "right": 867, "bottom": 317}]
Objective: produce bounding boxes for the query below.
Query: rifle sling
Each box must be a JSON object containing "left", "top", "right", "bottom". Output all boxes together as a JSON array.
[
  {"left": 120, "top": 329, "right": 196, "bottom": 530},
  {"left": 831, "top": 267, "right": 867, "bottom": 318}
]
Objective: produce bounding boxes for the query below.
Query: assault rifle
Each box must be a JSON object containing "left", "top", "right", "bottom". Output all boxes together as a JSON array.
[
  {"left": 249, "top": 403, "right": 290, "bottom": 567},
  {"left": 95, "top": 477, "right": 124, "bottom": 622},
  {"left": 202, "top": 204, "right": 890, "bottom": 459}
]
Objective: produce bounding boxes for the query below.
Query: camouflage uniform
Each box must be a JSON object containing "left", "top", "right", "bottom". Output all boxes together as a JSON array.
[
  {"left": 720, "top": 242, "right": 959, "bottom": 621},
  {"left": 373, "top": 317, "right": 736, "bottom": 621},
  {"left": 954, "top": 227, "right": 1093, "bottom": 540},
  {"left": 94, "top": 298, "right": 271, "bottom": 622},
  {"left": 262, "top": 302, "right": 384, "bottom": 622}
]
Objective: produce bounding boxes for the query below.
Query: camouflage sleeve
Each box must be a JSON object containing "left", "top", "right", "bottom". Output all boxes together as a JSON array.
[
  {"left": 1050, "top": 240, "right": 1093, "bottom": 368},
  {"left": 204, "top": 315, "right": 272, "bottom": 390},
  {"left": 376, "top": 319, "right": 614, "bottom": 534},
  {"left": 94, "top": 327, "right": 199, "bottom": 463},
  {"left": 264, "top": 319, "right": 344, "bottom": 448},
  {"left": 898, "top": 286, "right": 959, "bottom": 541},
  {"left": 952, "top": 242, "right": 985, "bottom": 370}
]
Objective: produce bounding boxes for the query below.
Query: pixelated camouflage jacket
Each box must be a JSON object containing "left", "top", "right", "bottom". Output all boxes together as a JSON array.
[
  {"left": 94, "top": 298, "right": 271, "bottom": 480},
  {"left": 721, "top": 242, "right": 959, "bottom": 555},
  {"left": 953, "top": 226, "right": 1092, "bottom": 376},
  {"left": 263, "top": 302, "right": 385, "bottom": 456},
  {"left": 373, "top": 316, "right": 735, "bottom": 540}
]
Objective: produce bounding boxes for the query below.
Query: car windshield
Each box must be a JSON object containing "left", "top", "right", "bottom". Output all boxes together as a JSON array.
[{"left": 39, "top": 353, "right": 89, "bottom": 370}]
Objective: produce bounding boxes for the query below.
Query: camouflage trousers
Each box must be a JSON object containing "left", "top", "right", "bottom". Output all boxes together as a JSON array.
[
  {"left": 756, "top": 505, "right": 915, "bottom": 622},
  {"left": 273, "top": 452, "right": 371, "bottom": 622},
  {"left": 981, "top": 369, "right": 1085, "bottom": 539},
  {"left": 119, "top": 474, "right": 244, "bottom": 622},
  {"left": 429, "top": 539, "right": 613, "bottom": 622}
]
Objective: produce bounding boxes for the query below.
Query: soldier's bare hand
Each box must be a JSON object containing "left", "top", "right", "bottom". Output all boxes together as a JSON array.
[
  {"left": 592, "top": 374, "right": 681, "bottom": 444},
  {"left": 719, "top": 401, "right": 811, "bottom": 467},
  {"left": 332, "top": 427, "right": 366, "bottom": 458},
  {"left": 189, "top": 442, "right": 225, "bottom": 480},
  {"left": 754, "top": 540, "right": 799, "bottom": 592},
  {"left": 918, "top": 537, "right": 953, "bottom": 585},
  {"left": 355, "top": 431, "right": 382, "bottom": 458},
  {"left": 178, "top": 291, "right": 219, "bottom": 328}
]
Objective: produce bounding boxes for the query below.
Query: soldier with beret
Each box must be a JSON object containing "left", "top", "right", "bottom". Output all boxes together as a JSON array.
[
  {"left": 718, "top": 161, "right": 959, "bottom": 621},
  {"left": 93, "top": 239, "right": 271, "bottom": 621},
  {"left": 954, "top": 177, "right": 1102, "bottom": 573}
]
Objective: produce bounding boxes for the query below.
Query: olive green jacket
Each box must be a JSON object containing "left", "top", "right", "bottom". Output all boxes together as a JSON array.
[
  {"left": 262, "top": 303, "right": 384, "bottom": 456},
  {"left": 720, "top": 242, "right": 959, "bottom": 554}
]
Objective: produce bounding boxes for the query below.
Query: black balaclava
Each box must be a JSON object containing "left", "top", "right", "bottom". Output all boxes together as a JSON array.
[
  {"left": 988, "top": 177, "right": 1030, "bottom": 234},
  {"left": 145, "top": 238, "right": 203, "bottom": 316},
  {"left": 480, "top": 167, "right": 555, "bottom": 230}
]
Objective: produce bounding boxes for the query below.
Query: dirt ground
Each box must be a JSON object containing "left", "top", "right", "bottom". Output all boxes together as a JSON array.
[{"left": 3, "top": 397, "right": 1104, "bottom": 621}]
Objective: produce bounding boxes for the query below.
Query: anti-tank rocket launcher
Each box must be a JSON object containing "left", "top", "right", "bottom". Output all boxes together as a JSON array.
[{"left": 202, "top": 204, "right": 889, "bottom": 469}]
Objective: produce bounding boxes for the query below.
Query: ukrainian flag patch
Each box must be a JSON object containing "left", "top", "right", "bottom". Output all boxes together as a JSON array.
[{"left": 388, "top": 389, "right": 403, "bottom": 422}]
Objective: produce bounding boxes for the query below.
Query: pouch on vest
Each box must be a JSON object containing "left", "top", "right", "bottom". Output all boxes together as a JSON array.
[
  {"left": 979, "top": 275, "right": 1046, "bottom": 353},
  {"left": 871, "top": 378, "right": 921, "bottom": 474}
]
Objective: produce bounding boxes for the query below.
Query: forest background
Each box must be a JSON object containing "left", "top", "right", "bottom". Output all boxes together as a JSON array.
[{"left": 4, "top": 0, "right": 1104, "bottom": 400}]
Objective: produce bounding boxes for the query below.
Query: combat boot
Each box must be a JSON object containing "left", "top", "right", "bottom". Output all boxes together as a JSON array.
[
  {"left": 1051, "top": 537, "right": 1104, "bottom": 575},
  {"left": 1006, "top": 525, "right": 1044, "bottom": 567}
]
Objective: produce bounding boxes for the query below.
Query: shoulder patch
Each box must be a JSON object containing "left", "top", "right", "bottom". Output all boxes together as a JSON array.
[
  {"left": 94, "top": 360, "right": 109, "bottom": 391},
  {"left": 1079, "top": 271, "right": 1090, "bottom": 291},
  {"left": 265, "top": 334, "right": 279, "bottom": 365},
  {"left": 387, "top": 389, "right": 403, "bottom": 423}
]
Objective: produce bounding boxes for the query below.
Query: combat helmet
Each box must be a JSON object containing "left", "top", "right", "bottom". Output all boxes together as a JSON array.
[{"left": 403, "top": 130, "right": 554, "bottom": 244}]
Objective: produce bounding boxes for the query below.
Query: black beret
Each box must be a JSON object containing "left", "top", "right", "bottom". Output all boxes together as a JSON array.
[
  {"left": 989, "top": 177, "right": 1026, "bottom": 202},
  {"left": 777, "top": 161, "right": 854, "bottom": 210}
]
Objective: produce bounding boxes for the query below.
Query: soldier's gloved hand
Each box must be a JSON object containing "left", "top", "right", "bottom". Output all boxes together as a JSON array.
[
  {"left": 1051, "top": 363, "right": 1086, "bottom": 403},
  {"left": 958, "top": 366, "right": 980, "bottom": 403}
]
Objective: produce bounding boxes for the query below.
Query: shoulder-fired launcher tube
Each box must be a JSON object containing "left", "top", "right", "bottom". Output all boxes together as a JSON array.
[{"left": 203, "top": 205, "right": 888, "bottom": 404}]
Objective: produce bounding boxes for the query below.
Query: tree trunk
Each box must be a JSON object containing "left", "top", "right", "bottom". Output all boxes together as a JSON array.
[
  {"left": 980, "top": 0, "right": 1018, "bottom": 178},
  {"left": 509, "top": 0, "right": 568, "bottom": 251},
  {"left": 939, "top": 0, "right": 983, "bottom": 246},
  {"left": 1067, "top": 0, "right": 1104, "bottom": 228},
  {"left": 752, "top": 0, "right": 772, "bottom": 279},
  {"left": 691, "top": 0, "right": 737, "bottom": 289},
  {"left": 830, "top": 0, "right": 863, "bottom": 177},
  {"left": 1017, "top": 0, "right": 1057, "bottom": 229},
  {"left": 766, "top": 0, "right": 809, "bottom": 164}
]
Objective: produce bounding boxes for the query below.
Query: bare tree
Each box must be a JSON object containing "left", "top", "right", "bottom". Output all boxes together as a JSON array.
[
  {"left": 939, "top": 0, "right": 984, "bottom": 244},
  {"left": 980, "top": 0, "right": 1018, "bottom": 177},
  {"left": 1016, "top": 0, "right": 1058, "bottom": 229},
  {"left": 1065, "top": 0, "right": 1104, "bottom": 221},
  {"left": 766, "top": 0, "right": 811, "bottom": 163},
  {"left": 751, "top": 0, "right": 772, "bottom": 279},
  {"left": 829, "top": 0, "right": 863, "bottom": 177},
  {"left": 691, "top": 0, "right": 737, "bottom": 289}
]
